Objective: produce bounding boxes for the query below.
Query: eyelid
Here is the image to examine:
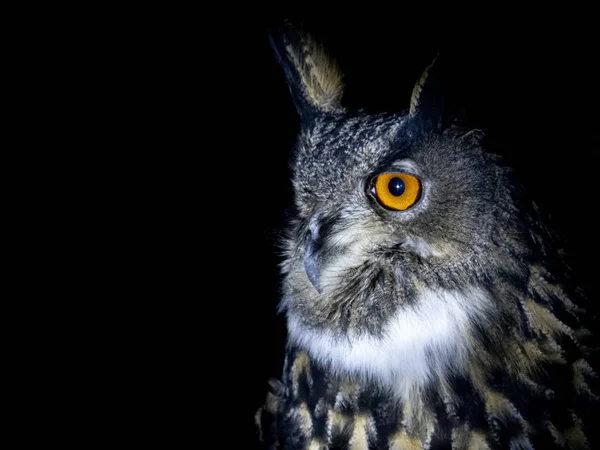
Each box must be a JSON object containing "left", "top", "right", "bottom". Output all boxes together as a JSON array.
[{"left": 388, "top": 159, "right": 420, "bottom": 174}]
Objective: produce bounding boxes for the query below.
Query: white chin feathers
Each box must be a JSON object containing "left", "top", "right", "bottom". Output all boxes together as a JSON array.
[{"left": 286, "top": 287, "right": 491, "bottom": 398}]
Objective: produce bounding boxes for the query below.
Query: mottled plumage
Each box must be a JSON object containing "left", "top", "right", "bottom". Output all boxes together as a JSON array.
[{"left": 257, "top": 22, "right": 599, "bottom": 449}]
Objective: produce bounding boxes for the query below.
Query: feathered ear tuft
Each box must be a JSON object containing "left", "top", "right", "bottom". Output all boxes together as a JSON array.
[
  {"left": 409, "top": 54, "right": 445, "bottom": 130},
  {"left": 268, "top": 21, "right": 345, "bottom": 120}
]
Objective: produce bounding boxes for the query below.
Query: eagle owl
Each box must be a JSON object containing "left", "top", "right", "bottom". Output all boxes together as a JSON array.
[{"left": 256, "top": 23, "right": 599, "bottom": 449}]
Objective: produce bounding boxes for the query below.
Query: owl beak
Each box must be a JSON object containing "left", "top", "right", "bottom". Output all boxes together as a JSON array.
[
  {"left": 304, "top": 217, "right": 323, "bottom": 293},
  {"left": 304, "top": 232, "right": 322, "bottom": 293}
]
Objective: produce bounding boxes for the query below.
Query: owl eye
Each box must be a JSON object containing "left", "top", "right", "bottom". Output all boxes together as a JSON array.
[{"left": 371, "top": 173, "right": 421, "bottom": 211}]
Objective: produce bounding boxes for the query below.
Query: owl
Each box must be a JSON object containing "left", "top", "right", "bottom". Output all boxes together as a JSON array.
[{"left": 256, "top": 22, "right": 599, "bottom": 450}]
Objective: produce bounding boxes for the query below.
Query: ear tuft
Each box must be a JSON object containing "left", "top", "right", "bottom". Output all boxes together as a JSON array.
[
  {"left": 408, "top": 54, "right": 445, "bottom": 130},
  {"left": 269, "top": 21, "right": 345, "bottom": 118},
  {"left": 409, "top": 55, "right": 438, "bottom": 116}
]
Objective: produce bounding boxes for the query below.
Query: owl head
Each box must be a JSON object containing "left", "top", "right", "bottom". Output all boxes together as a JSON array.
[{"left": 268, "top": 23, "right": 588, "bottom": 390}]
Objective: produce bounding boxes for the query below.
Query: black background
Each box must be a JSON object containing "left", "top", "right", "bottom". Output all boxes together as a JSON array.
[{"left": 143, "top": 12, "right": 599, "bottom": 447}]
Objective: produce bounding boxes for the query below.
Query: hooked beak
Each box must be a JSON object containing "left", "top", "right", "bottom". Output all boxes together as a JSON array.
[{"left": 303, "top": 215, "right": 323, "bottom": 293}]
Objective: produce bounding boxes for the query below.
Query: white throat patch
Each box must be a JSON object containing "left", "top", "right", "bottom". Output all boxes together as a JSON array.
[{"left": 286, "top": 288, "right": 490, "bottom": 399}]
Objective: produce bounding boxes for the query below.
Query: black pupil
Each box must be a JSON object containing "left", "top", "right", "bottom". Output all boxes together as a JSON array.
[{"left": 388, "top": 177, "right": 405, "bottom": 196}]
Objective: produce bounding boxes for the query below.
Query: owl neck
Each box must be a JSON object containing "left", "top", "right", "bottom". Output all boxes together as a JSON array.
[{"left": 285, "top": 286, "right": 493, "bottom": 400}]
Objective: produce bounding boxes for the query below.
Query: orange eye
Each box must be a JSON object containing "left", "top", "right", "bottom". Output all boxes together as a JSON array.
[{"left": 373, "top": 173, "right": 421, "bottom": 211}]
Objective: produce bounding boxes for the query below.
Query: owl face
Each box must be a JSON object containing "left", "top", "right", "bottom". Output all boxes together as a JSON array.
[{"left": 282, "top": 110, "right": 527, "bottom": 331}]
